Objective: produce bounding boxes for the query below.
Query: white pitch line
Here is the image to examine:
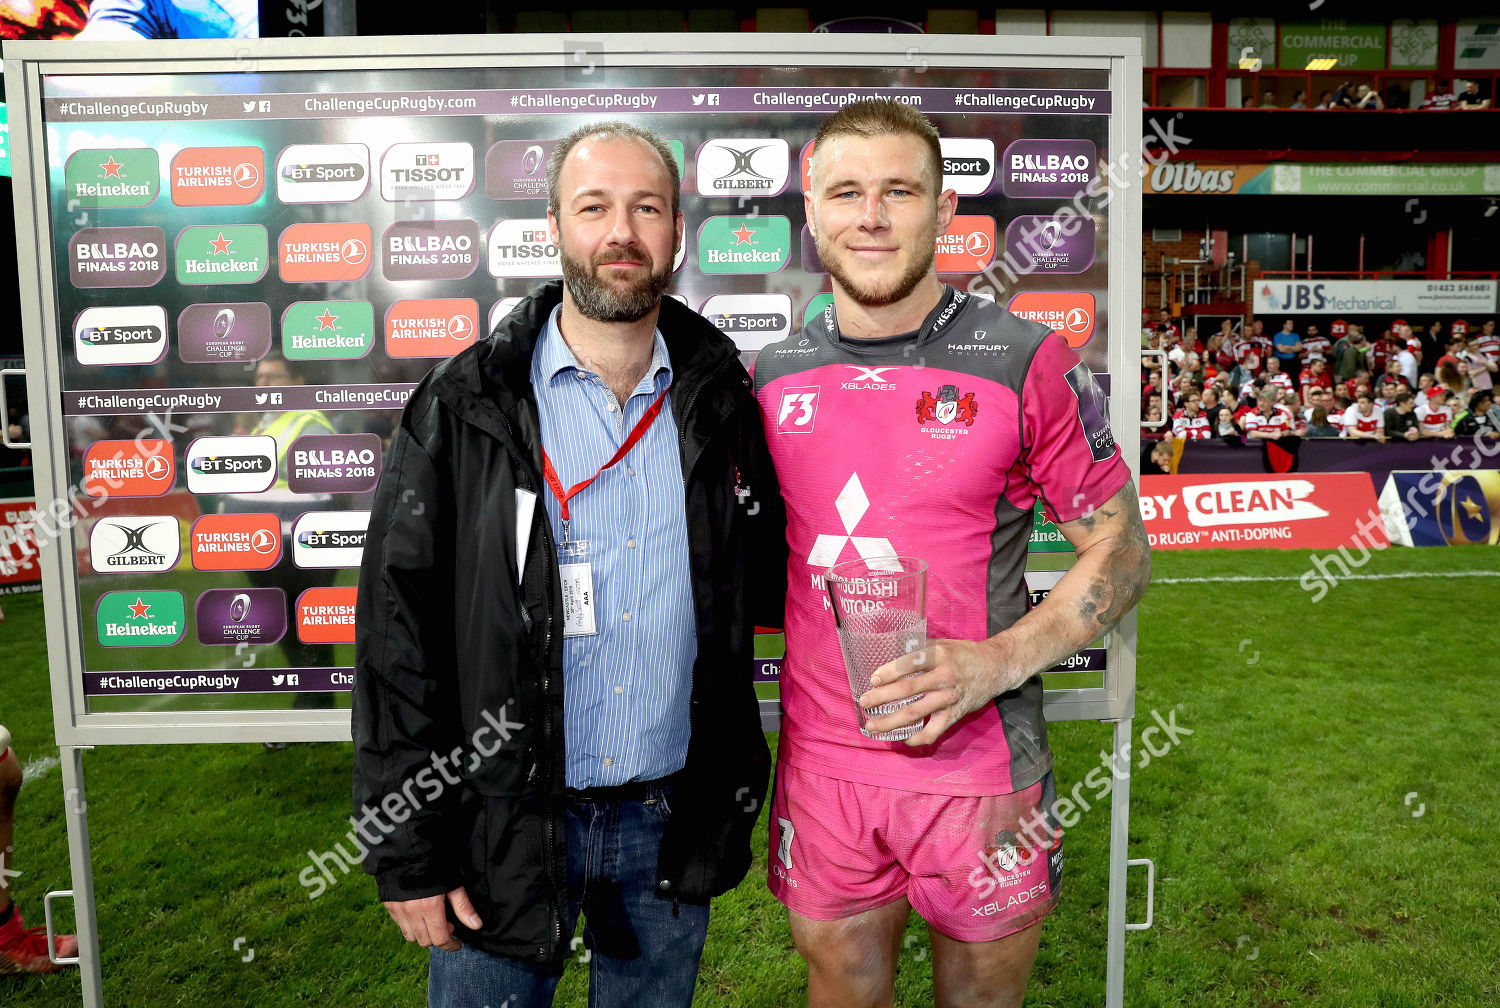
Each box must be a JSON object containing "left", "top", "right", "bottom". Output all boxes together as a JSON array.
[
  {"left": 21, "top": 756, "right": 60, "bottom": 783},
  {"left": 1154, "top": 571, "right": 1500, "bottom": 585}
]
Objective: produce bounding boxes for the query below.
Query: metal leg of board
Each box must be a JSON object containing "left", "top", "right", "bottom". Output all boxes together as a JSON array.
[{"left": 53, "top": 745, "right": 104, "bottom": 1008}]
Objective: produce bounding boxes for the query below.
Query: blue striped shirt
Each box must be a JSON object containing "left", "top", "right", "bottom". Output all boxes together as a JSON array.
[{"left": 531, "top": 306, "right": 696, "bottom": 789}]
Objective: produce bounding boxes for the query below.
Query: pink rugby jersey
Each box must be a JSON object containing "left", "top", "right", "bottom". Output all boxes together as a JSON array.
[{"left": 754, "top": 289, "right": 1130, "bottom": 796}]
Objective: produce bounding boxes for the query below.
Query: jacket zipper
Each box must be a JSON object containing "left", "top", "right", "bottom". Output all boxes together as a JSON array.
[
  {"left": 489, "top": 405, "right": 564, "bottom": 963},
  {"left": 677, "top": 355, "right": 738, "bottom": 476}
]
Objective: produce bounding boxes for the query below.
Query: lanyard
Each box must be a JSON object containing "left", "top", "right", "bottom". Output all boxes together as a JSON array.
[{"left": 541, "top": 386, "right": 670, "bottom": 542}]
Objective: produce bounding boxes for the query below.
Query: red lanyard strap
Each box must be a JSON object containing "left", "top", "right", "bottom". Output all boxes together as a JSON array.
[{"left": 541, "top": 386, "right": 670, "bottom": 529}]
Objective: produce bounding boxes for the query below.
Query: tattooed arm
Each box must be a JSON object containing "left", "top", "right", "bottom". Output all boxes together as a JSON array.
[{"left": 860, "top": 482, "right": 1151, "bottom": 745}]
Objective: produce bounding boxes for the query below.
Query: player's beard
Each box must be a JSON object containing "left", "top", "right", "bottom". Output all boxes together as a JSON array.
[
  {"left": 816, "top": 220, "right": 938, "bottom": 308},
  {"left": 560, "top": 245, "right": 674, "bottom": 323}
]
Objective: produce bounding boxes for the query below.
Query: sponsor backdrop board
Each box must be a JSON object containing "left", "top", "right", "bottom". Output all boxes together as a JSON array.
[
  {"left": 1141, "top": 473, "right": 1385, "bottom": 551},
  {"left": 6, "top": 35, "right": 1139, "bottom": 740},
  {"left": 1379, "top": 470, "right": 1500, "bottom": 547}
]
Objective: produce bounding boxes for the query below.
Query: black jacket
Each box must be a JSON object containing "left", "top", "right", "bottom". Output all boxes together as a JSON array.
[{"left": 352, "top": 282, "right": 782, "bottom": 966}]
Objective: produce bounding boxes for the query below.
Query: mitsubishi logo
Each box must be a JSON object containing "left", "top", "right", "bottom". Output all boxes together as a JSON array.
[
  {"left": 717, "top": 145, "right": 774, "bottom": 182},
  {"left": 807, "top": 473, "right": 896, "bottom": 568}
]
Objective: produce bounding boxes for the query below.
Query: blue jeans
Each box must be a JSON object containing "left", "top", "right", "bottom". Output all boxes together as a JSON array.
[{"left": 429, "top": 782, "right": 709, "bottom": 1008}]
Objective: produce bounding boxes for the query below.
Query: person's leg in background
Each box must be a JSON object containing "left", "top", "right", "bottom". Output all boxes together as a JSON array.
[{"left": 0, "top": 724, "right": 78, "bottom": 974}]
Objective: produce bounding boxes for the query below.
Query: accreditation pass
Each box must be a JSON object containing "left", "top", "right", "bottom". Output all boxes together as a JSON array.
[{"left": 556, "top": 539, "right": 598, "bottom": 637}]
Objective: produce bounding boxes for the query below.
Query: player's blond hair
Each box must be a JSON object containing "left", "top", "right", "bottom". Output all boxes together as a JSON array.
[{"left": 809, "top": 98, "right": 943, "bottom": 193}]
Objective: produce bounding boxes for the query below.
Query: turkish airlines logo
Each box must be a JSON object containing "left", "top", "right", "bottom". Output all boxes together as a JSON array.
[
  {"left": 385, "top": 298, "right": 480, "bottom": 358},
  {"left": 934, "top": 216, "right": 997, "bottom": 273},
  {"left": 807, "top": 473, "right": 896, "bottom": 569},
  {"left": 776, "top": 386, "right": 820, "bottom": 434},
  {"left": 1006, "top": 292, "right": 1096, "bottom": 348},
  {"left": 171, "top": 146, "right": 265, "bottom": 206},
  {"left": 190, "top": 513, "right": 282, "bottom": 571},
  {"left": 278, "top": 222, "right": 373, "bottom": 283},
  {"left": 82, "top": 440, "right": 175, "bottom": 497}
]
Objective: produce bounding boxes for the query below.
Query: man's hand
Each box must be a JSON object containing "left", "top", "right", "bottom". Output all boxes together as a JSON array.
[
  {"left": 858, "top": 637, "right": 1023, "bottom": 746},
  {"left": 384, "top": 886, "right": 482, "bottom": 951}
]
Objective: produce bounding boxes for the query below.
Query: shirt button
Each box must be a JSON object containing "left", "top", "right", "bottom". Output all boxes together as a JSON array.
[
  {"left": 603, "top": 757, "right": 613, "bottom": 766},
  {"left": 622, "top": 612, "right": 631, "bottom": 622},
  {"left": 627, "top": 539, "right": 637, "bottom": 548},
  {"left": 614, "top": 686, "right": 623, "bottom": 695},
  {"left": 608, "top": 402, "right": 618, "bottom": 413},
  {"left": 627, "top": 466, "right": 635, "bottom": 476}
]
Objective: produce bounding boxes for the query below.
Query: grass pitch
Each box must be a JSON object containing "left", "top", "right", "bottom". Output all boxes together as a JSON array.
[{"left": 2, "top": 545, "right": 1498, "bottom": 1007}]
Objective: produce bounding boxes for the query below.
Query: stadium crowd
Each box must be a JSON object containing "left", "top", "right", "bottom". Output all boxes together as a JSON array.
[{"left": 1142, "top": 313, "right": 1500, "bottom": 458}]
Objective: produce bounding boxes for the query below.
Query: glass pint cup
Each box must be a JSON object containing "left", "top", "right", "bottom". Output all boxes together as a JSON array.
[{"left": 824, "top": 556, "right": 928, "bottom": 741}]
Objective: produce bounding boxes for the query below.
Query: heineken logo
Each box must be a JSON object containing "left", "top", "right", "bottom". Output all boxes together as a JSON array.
[
  {"left": 696, "top": 216, "right": 791, "bottom": 274},
  {"left": 282, "top": 301, "right": 376, "bottom": 360},
  {"left": 175, "top": 225, "right": 269, "bottom": 285},
  {"left": 96, "top": 590, "right": 185, "bottom": 647},
  {"left": 63, "top": 148, "right": 160, "bottom": 208}
]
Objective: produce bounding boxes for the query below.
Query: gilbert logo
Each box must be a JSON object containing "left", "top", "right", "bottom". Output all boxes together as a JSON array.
[
  {"left": 380, "top": 142, "right": 474, "bottom": 201},
  {"left": 297, "top": 586, "right": 358, "bottom": 644},
  {"left": 64, "top": 149, "right": 159, "bottom": 208},
  {"left": 175, "top": 225, "right": 268, "bottom": 284},
  {"left": 939, "top": 138, "right": 995, "bottom": 196},
  {"left": 934, "top": 216, "right": 996, "bottom": 273},
  {"left": 385, "top": 298, "right": 479, "bottom": 358},
  {"left": 73, "top": 305, "right": 168, "bottom": 366},
  {"left": 1006, "top": 292, "right": 1096, "bottom": 348},
  {"left": 278, "top": 222, "right": 372, "bottom": 283},
  {"left": 292, "top": 511, "right": 370, "bottom": 568},
  {"left": 697, "top": 216, "right": 791, "bottom": 274},
  {"left": 95, "top": 590, "right": 185, "bottom": 647},
  {"left": 695, "top": 138, "right": 790, "bottom": 197},
  {"left": 276, "top": 143, "right": 370, "bottom": 203},
  {"left": 698, "top": 293, "right": 792, "bottom": 351},
  {"left": 82, "top": 439, "right": 175, "bottom": 497},
  {"left": 190, "top": 513, "right": 282, "bottom": 571},
  {"left": 186, "top": 435, "right": 278, "bottom": 494},
  {"left": 89, "top": 516, "right": 181, "bottom": 572},
  {"left": 170, "top": 146, "right": 265, "bottom": 206}
]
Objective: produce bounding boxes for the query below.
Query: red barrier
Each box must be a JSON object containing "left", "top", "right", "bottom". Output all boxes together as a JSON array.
[{"left": 1141, "top": 473, "right": 1387, "bottom": 550}]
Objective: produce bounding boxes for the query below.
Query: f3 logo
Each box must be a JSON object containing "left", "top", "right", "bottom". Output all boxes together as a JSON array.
[{"left": 776, "top": 386, "right": 820, "bottom": 434}]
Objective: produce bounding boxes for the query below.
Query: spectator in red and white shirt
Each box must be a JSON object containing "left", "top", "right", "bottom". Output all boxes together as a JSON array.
[
  {"left": 1171, "top": 397, "right": 1213, "bottom": 440},
  {"left": 1244, "top": 319, "right": 1272, "bottom": 372},
  {"left": 1242, "top": 388, "right": 1299, "bottom": 440},
  {"left": 1262, "top": 356, "right": 1295, "bottom": 394},
  {"left": 1300, "top": 323, "right": 1329, "bottom": 365},
  {"left": 1155, "top": 309, "right": 1180, "bottom": 346},
  {"left": 1298, "top": 356, "right": 1333, "bottom": 401},
  {"left": 1341, "top": 393, "right": 1386, "bottom": 441},
  {"left": 1459, "top": 334, "right": 1496, "bottom": 392},
  {"left": 1415, "top": 387, "right": 1457, "bottom": 438},
  {"left": 1367, "top": 331, "right": 1396, "bottom": 378},
  {"left": 1303, "top": 387, "right": 1343, "bottom": 434},
  {"left": 1476, "top": 320, "right": 1499, "bottom": 365}
]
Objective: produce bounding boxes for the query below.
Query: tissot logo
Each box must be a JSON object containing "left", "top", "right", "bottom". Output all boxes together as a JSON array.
[
  {"left": 695, "top": 138, "right": 791, "bottom": 197},
  {"left": 380, "top": 142, "right": 475, "bottom": 201},
  {"left": 939, "top": 138, "right": 995, "bottom": 196},
  {"left": 487, "top": 219, "right": 561, "bottom": 278},
  {"left": 276, "top": 143, "right": 370, "bottom": 203},
  {"left": 292, "top": 511, "right": 371, "bottom": 569},
  {"left": 89, "top": 516, "right": 181, "bottom": 572},
  {"left": 186, "top": 436, "right": 277, "bottom": 494},
  {"left": 698, "top": 293, "right": 792, "bottom": 351},
  {"left": 73, "top": 305, "right": 168, "bottom": 366}
]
